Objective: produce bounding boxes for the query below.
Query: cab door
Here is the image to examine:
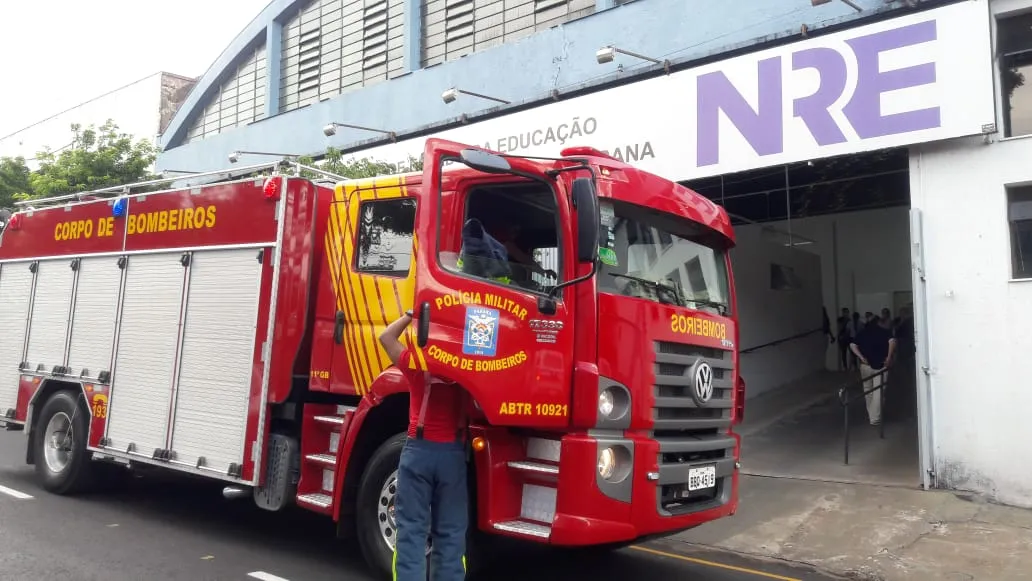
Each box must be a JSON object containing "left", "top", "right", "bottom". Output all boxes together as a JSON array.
[{"left": 411, "top": 138, "right": 577, "bottom": 428}]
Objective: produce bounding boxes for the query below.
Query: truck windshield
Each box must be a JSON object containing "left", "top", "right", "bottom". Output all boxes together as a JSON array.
[{"left": 597, "top": 199, "right": 730, "bottom": 315}]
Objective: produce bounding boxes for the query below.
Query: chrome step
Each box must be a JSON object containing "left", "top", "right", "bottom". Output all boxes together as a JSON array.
[
  {"left": 493, "top": 519, "right": 552, "bottom": 539},
  {"left": 305, "top": 453, "right": 336, "bottom": 467},
  {"left": 296, "top": 493, "right": 333, "bottom": 509},
  {"left": 507, "top": 460, "right": 559, "bottom": 475},
  {"left": 314, "top": 415, "right": 345, "bottom": 426},
  {"left": 336, "top": 405, "right": 357, "bottom": 415}
]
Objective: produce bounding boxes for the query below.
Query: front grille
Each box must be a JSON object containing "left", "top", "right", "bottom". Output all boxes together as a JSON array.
[{"left": 652, "top": 340, "right": 736, "bottom": 516}]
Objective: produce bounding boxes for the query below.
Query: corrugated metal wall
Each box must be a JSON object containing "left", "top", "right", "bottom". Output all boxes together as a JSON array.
[
  {"left": 422, "top": 0, "right": 594, "bottom": 67},
  {"left": 279, "top": 0, "right": 406, "bottom": 113},
  {"left": 184, "top": 43, "right": 267, "bottom": 144}
]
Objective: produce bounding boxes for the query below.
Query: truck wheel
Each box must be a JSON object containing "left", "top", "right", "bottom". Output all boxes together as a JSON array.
[
  {"left": 356, "top": 433, "right": 434, "bottom": 579},
  {"left": 356, "top": 433, "right": 406, "bottom": 578},
  {"left": 33, "top": 390, "right": 95, "bottom": 495}
]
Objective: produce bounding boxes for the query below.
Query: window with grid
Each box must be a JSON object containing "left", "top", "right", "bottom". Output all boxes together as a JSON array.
[
  {"left": 184, "top": 43, "right": 267, "bottom": 144},
  {"left": 1009, "top": 185, "right": 1032, "bottom": 280},
  {"left": 998, "top": 11, "right": 1032, "bottom": 138},
  {"left": 421, "top": 0, "right": 595, "bottom": 67},
  {"left": 280, "top": 0, "right": 405, "bottom": 114}
]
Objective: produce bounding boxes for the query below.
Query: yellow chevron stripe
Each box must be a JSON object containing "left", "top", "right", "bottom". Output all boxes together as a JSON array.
[
  {"left": 342, "top": 185, "right": 380, "bottom": 391},
  {"left": 338, "top": 192, "right": 376, "bottom": 395},
  {"left": 327, "top": 199, "right": 365, "bottom": 394},
  {"left": 325, "top": 174, "right": 427, "bottom": 392}
]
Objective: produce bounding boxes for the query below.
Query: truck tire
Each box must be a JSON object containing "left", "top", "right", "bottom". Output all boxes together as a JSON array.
[
  {"left": 33, "top": 390, "right": 95, "bottom": 495},
  {"left": 356, "top": 433, "right": 408, "bottom": 579}
]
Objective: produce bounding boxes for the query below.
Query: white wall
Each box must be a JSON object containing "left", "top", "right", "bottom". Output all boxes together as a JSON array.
[
  {"left": 910, "top": 134, "right": 1032, "bottom": 508},
  {"left": 737, "top": 208, "right": 913, "bottom": 370},
  {"left": 730, "top": 228, "right": 825, "bottom": 399}
]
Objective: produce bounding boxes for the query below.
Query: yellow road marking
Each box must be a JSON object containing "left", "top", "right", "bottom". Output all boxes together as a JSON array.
[{"left": 629, "top": 545, "right": 802, "bottom": 581}]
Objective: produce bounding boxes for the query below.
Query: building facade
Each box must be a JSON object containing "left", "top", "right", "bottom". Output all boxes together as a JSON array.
[{"left": 157, "top": 0, "right": 1032, "bottom": 507}]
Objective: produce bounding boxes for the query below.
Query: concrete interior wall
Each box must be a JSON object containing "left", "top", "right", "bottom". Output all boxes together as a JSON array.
[
  {"left": 729, "top": 227, "right": 824, "bottom": 399},
  {"left": 910, "top": 134, "right": 1032, "bottom": 508},
  {"left": 735, "top": 207, "right": 914, "bottom": 372}
]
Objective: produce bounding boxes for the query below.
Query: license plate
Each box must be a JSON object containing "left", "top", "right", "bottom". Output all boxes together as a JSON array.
[{"left": 687, "top": 465, "right": 716, "bottom": 492}]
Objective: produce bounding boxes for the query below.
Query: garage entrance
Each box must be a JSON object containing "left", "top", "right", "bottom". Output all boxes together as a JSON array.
[{"left": 685, "top": 147, "right": 921, "bottom": 487}]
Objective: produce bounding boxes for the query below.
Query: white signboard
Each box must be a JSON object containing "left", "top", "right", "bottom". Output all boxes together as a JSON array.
[{"left": 345, "top": 0, "right": 994, "bottom": 182}]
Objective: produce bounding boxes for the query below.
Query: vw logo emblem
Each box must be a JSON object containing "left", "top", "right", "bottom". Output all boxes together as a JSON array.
[{"left": 689, "top": 360, "right": 715, "bottom": 406}]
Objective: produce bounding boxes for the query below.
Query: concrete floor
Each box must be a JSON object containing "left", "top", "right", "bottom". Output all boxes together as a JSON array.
[{"left": 737, "top": 361, "right": 921, "bottom": 487}]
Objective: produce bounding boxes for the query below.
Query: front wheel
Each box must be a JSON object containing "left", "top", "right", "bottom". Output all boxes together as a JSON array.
[
  {"left": 356, "top": 433, "right": 409, "bottom": 578},
  {"left": 33, "top": 390, "right": 95, "bottom": 494}
]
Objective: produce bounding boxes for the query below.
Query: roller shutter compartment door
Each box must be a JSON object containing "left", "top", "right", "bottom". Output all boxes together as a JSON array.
[
  {"left": 169, "top": 248, "right": 262, "bottom": 473},
  {"left": 105, "top": 253, "right": 186, "bottom": 455},
  {"left": 0, "top": 262, "right": 34, "bottom": 415},
  {"left": 25, "top": 258, "right": 75, "bottom": 372},
  {"left": 67, "top": 256, "right": 123, "bottom": 379}
]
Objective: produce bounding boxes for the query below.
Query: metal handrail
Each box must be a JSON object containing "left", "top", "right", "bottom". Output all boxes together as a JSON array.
[
  {"left": 740, "top": 327, "right": 825, "bottom": 354},
  {"left": 838, "top": 367, "right": 889, "bottom": 464}
]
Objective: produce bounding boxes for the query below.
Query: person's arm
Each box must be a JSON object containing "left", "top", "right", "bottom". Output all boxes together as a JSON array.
[
  {"left": 885, "top": 337, "right": 898, "bottom": 368},
  {"left": 379, "top": 311, "right": 413, "bottom": 366},
  {"left": 849, "top": 341, "right": 868, "bottom": 366}
]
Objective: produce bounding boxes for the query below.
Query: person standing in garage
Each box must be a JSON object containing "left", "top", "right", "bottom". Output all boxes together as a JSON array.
[
  {"left": 379, "top": 310, "right": 470, "bottom": 581},
  {"left": 849, "top": 315, "right": 897, "bottom": 426}
]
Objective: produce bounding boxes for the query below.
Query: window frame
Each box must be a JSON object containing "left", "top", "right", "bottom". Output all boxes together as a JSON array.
[
  {"left": 352, "top": 197, "right": 418, "bottom": 279},
  {"left": 994, "top": 3, "right": 1032, "bottom": 139},
  {"left": 435, "top": 177, "right": 567, "bottom": 299},
  {"left": 1007, "top": 183, "right": 1032, "bottom": 280}
]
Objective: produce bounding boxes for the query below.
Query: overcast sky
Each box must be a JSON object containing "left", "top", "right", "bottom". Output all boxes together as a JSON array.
[{"left": 0, "top": 0, "right": 271, "bottom": 139}]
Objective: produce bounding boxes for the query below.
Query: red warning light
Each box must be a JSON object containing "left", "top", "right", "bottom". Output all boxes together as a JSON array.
[{"left": 263, "top": 176, "right": 283, "bottom": 201}]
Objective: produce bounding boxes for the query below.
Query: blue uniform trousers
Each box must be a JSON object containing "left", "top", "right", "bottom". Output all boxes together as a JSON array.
[{"left": 392, "top": 438, "right": 468, "bottom": 581}]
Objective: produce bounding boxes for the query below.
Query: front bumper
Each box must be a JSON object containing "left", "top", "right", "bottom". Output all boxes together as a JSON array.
[{"left": 547, "top": 431, "right": 740, "bottom": 545}]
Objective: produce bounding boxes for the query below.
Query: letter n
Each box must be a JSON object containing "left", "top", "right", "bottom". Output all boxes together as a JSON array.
[{"left": 697, "top": 56, "right": 784, "bottom": 167}]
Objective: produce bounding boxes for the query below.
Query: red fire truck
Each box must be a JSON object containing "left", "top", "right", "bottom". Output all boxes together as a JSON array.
[{"left": 0, "top": 139, "right": 743, "bottom": 577}]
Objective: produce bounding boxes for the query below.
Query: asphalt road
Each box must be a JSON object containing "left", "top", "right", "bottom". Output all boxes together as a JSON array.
[{"left": 0, "top": 430, "right": 832, "bottom": 581}]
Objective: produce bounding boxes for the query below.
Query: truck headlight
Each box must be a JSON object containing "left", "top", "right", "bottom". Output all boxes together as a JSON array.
[
  {"left": 598, "top": 447, "right": 616, "bottom": 480},
  {"left": 597, "top": 445, "right": 632, "bottom": 482},
  {"left": 599, "top": 389, "right": 615, "bottom": 418},
  {"left": 597, "top": 385, "right": 629, "bottom": 423}
]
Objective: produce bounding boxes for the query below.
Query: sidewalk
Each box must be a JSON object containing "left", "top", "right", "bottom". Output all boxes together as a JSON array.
[{"left": 674, "top": 475, "right": 1032, "bottom": 581}]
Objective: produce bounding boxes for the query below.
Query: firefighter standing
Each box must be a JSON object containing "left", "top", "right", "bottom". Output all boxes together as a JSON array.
[{"left": 379, "top": 311, "right": 470, "bottom": 581}]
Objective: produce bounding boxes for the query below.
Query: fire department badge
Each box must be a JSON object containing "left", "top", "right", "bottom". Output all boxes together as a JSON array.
[{"left": 462, "top": 307, "right": 500, "bottom": 357}]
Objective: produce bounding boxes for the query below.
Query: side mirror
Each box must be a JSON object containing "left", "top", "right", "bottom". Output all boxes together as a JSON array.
[
  {"left": 459, "top": 148, "right": 512, "bottom": 175},
  {"left": 572, "top": 178, "right": 600, "bottom": 263},
  {"left": 416, "top": 302, "right": 431, "bottom": 347}
]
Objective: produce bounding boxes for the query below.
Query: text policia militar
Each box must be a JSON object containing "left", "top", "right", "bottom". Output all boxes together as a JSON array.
[
  {"left": 435, "top": 290, "right": 529, "bottom": 320},
  {"left": 53, "top": 206, "right": 218, "bottom": 241}
]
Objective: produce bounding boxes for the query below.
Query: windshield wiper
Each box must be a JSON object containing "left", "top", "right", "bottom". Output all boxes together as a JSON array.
[
  {"left": 608, "top": 273, "right": 686, "bottom": 307},
  {"left": 608, "top": 273, "right": 728, "bottom": 314},
  {"left": 686, "top": 298, "right": 728, "bottom": 316}
]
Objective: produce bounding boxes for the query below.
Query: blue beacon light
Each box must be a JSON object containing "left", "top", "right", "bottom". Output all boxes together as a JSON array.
[{"left": 112, "top": 197, "right": 128, "bottom": 218}]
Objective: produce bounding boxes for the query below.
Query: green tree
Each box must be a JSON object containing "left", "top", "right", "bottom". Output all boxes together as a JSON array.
[
  {"left": 297, "top": 147, "right": 422, "bottom": 180},
  {"left": 0, "top": 156, "right": 32, "bottom": 209},
  {"left": 26, "top": 120, "right": 157, "bottom": 200}
]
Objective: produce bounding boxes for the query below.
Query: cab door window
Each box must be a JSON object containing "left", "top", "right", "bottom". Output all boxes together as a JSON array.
[
  {"left": 438, "top": 182, "right": 563, "bottom": 296},
  {"left": 355, "top": 198, "right": 416, "bottom": 277}
]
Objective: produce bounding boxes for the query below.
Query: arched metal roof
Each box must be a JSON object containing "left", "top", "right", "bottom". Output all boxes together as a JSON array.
[{"left": 160, "top": 0, "right": 306, "bottom": 150}]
